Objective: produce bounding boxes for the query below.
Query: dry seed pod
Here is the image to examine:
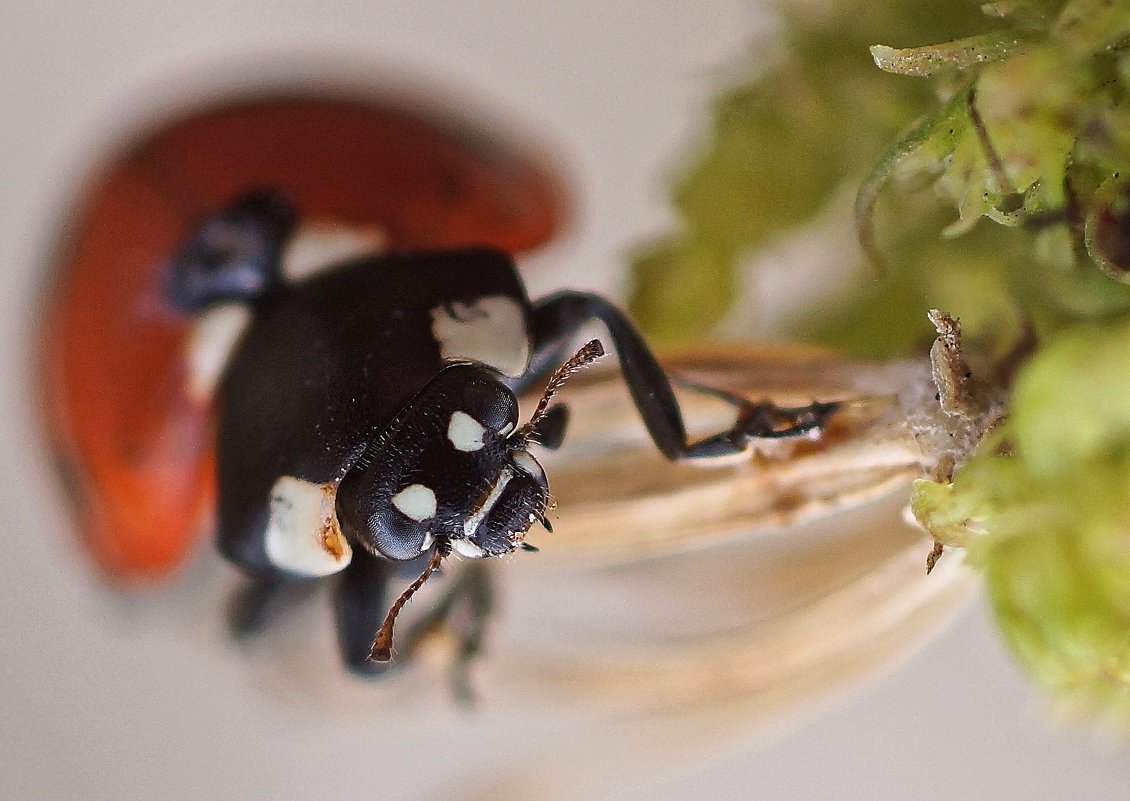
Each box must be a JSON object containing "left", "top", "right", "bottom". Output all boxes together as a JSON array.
[
  {"left": 532, "top": 343, "right": 932, "bottom": 565},
  {"left": 496, "top": 342, "right": 971, "bottom": 677}
]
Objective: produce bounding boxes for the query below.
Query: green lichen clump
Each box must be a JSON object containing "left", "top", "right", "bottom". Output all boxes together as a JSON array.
[
  {"left": 630, "top": 0, "right": 1130, "bottom": 716},
  {"left": 855, "top": 0, "right": 1130, "bottom": 343},
  {"left": 914, "top": 321, "right": 1130, "bottom": 717}
]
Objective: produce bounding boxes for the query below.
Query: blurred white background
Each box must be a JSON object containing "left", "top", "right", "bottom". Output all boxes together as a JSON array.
[{"left": 2, "top": 2, "right": 1128, "bottom": 799}]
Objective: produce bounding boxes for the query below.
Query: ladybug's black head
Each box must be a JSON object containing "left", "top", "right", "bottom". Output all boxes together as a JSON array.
[
  {"left": 336, "top": 364, "right": 552, "bottom": 563},
  {"left": 335, "top": 341, "right": 603, "bottom": 661}
]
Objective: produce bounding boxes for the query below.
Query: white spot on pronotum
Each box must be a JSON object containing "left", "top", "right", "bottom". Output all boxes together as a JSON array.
[
  {"left": 430, "top": 295, "right": 529, "bottom": 377},
  {"left": 462, "top": 467, "right": 514, "bottom": 539},
  {"left": 280, "top": 221, "right": 387, "bottom": 282},
  {"left": 447, "top": 411, "right": 487, "bottom": 452},
  {"left": 185, "top": 301, "right": 252, "bottom": 403},
  {"left": 265, "top": 475, "right": 352, "bottom": 577},
  {"left": 392, "top": 484, "right": 437, "bottom": 522}
]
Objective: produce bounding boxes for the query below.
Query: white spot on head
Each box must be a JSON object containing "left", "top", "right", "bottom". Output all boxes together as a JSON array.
[
  {"left": 430, "top": 295, "right": 529, "bottom": 377},
  {"left": 185, "top": 301, "right": 252, "bottom": 403},
  {"left": 280, "top": 221, "right": 387, "bottom": 282},
  {"left": 447, "top": 411, "right": 487, "bottom": 452},
  {"left": 392, "top": 483, "right": 437, "bottom": 522},
  {"left": 265, "top": 475, "right": 352, "bottom": 577},
  {"left": 452, "top": 538, "right": 488, "bottom": 559}
]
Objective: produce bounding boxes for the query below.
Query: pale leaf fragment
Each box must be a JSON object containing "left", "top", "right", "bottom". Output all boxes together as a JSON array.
[{"left": 870, "top": 31, "right": 1029, "bottom": 77}]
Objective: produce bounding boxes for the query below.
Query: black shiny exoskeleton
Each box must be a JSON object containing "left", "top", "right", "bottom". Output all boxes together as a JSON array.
[{"left": 168, "top": 190, "right": 839, "bottom": 682}]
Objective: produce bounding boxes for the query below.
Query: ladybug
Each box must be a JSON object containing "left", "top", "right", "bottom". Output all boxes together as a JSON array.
[
  {"left": 44, "top": 92, "right": 840, "bottom": 678},
  {"left": 42, "top": 94, "right": 565, "bottom": 581},
  {"left": 163, "top": 188, "right": 840, "bottom": 672}
]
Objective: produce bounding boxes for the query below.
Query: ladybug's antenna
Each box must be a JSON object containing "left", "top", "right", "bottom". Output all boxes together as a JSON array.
[
  {"left": 369, "top": 543, "right": 448, "bottom": 662},
  {"left": 519, "top": 339, "right": 604, "bottom": 438}
]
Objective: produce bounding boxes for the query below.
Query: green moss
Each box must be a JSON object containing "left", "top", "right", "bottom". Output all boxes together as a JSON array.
[
  {"left": 629, "top": 0, "right": 1130, "bottom": 352},
  {"left": 627, "top": 0, "right": 983, "bottom": 342}
]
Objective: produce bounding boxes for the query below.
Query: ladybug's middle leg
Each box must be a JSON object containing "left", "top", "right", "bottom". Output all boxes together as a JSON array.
[
  {"left": 332, "top": 547, "right": 395, "bottom": 677},
  {"left": 228, "top": 577, "right": 320, "bottom": 638},
  {"left": 521, "top": 291, "right": 839, "bottom": 461},
  {"left": 399, "top": 560, "right": 495, "bottom": 705}
]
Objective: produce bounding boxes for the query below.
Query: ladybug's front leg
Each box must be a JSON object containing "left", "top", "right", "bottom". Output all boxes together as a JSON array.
[
  {"left": 333, "top": 548, "right": 394, "bottom": 676},
  {"left": 523, "top": 292, "right": 840, "bottom": 461}
]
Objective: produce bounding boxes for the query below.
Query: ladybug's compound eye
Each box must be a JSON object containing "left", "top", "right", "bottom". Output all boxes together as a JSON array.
[
  {"left": 447, "top": 384, "right": 520, "bottom": 443},
  {"left": 338, "top": 466, "right": 443, "bottom": 563},
  {"left": 368, "top": 483, "right": 439, "bottom": 561}
]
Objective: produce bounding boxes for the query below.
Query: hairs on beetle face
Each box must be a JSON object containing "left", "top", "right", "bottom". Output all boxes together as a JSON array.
[{"left": 367, "top": 339, "right": 605, "bottom": 663}]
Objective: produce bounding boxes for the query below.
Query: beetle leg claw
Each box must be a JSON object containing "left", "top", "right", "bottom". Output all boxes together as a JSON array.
[{"left": 728, "top": 399, "right": 842, "bottom": 445}]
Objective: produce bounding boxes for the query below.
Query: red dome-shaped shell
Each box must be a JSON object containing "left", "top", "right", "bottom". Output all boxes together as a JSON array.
[{"left": 43, "top": 93, "right": 568, "bottom": 580}]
